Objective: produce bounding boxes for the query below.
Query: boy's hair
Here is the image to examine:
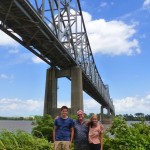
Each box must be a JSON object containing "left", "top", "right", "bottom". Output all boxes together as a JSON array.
[{"left": 60, "top": 106, "right": 68, "bottom": 111}]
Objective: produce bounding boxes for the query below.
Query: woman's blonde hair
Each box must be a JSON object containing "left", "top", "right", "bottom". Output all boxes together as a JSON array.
[{"left": 87, "top": 114, "right": 98, "bottom": 127}]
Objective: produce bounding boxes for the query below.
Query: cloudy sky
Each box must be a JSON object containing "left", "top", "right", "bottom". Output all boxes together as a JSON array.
[{"left": 0, "top": 0, "right": 150, "bottom": 117}]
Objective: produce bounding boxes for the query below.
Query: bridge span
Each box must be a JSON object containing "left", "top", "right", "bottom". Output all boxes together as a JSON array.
[{"left": 0, "top": 0, "right": 115, "bottom": 116}]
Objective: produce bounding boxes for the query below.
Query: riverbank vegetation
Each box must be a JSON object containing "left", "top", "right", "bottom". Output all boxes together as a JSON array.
[
  {"left": 103, "top": 116, "right": 150, "bottom": 149},
  {"left": 0, "top": 115, "right": 150, "bottom": 149},
  {"left": 31, "top": 115, "right": 54, "bottom": 141},
  {"left": 0, "top": 130, "right": 53, "bottom": 150}
]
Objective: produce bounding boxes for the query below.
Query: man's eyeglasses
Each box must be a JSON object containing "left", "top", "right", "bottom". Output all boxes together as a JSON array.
[{"left": 77, "top": 114, "right": 83, "bottom": 116}]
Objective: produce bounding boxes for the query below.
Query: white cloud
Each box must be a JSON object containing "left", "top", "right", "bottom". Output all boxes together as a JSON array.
[
  {"left": 0, "top": 97, "right": 102, "bottom": 116},
  {"left": 1, "top": 11, "right": 140, "bottom": 57},
  {"left": 140, "top": 34, "right": 146, "bottom": 39},
  {"left": 0, "top": 94, "right": 150, "bottom": 117},
  {"left": 143, "top": 0, "right": 150, "bottom": 9},
  {"left": 3, "top": 53, "right": 38, "bottom": 66},
  {"left": 83, "top": 12, "right": 140, "bottom": 56},
  {"left": 83, "top": 93, "right": 150, "bottom": 115},
  {"left": 0, "top": 30, "right": 18, "bottom": 47},
  {"left": 100, "top": 2, "right": 107, "bottom": 7},
  {"left": 113, "top": 94, "right": 150, "bottom": 115},
  {"left": 99, "top": 2, "right": 113, "bottom": 8},
  {"left": 84, "top": 99, "right": 101, "bottom": 114},
  {"left": 32, "top": 56, "right": 45, "bottom": 64},
  {"left": 8, "top": 48, "right": 19, "bottom": 54},
  {"left": 0, "top": 98, "right": 43, "bottom": 117},
  {"left": 0, "top": 30, "right": 39, "bottom": 64},
  {"left": 145, "top": 94, "right": 150, "bottom": 100},
  {"left": 0, "top": 74, "right": 8, "bottom": 79},
  {"left": 55, "top": 98, "right": 105, "bottom": 115},
  {"left": 0, "top": 74, "right": 14, "bottom": 80}
]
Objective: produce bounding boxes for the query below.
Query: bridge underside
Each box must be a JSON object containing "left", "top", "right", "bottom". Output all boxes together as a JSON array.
[{"left": 0, "top": 0, "right": 115, "bottom": 114}]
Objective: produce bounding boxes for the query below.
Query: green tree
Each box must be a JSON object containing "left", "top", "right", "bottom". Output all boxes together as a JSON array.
[
  {"left": 145, "top": 114, "right": 150, "bottom": 121},
  {"left": 135, "top": 113, "right": 144, "bottom": 118},
  {"left": 32, "top": 114, "right": 54, "bottom": 141},
  {"left": 103, "top": 116, "right": 150, "bottom": 150}
]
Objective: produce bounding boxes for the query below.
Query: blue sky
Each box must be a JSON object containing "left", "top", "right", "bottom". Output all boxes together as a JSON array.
[{"left": 0, "top": 0, "right": 150, "bottom": 117}]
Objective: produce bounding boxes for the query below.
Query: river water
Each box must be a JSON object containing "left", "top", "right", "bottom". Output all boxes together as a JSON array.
[
  {"left": 0, "top": 120, "right": 150, "bottom": 133},
  {"left": 0, "top": 120, "right": 33, "bottom": 133}
]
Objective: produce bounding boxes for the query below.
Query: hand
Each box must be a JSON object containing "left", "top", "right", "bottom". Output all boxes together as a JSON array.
[
  {"left": 53, "top": 141, "right": 56, "bottom": 149},
  {"left": 69, "top": 141, "right": 72, "bottom": 148}
]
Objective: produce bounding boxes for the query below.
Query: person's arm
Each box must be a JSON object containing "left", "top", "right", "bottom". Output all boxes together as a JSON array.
[
  {"left": 99, "top": 125, "right": 103, "bottom": 150},
  {"left": 53, "top": 125, "right": 56, "bottom": 143},
  {"left": 70, "top": 127, "right": 74, "bottom": 144},
  {"left": 100, "top": 132, "right": 103, "bottom": 150}
]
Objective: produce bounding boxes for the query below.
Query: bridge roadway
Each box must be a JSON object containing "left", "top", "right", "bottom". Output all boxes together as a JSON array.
[{"left": 0, "top": 0, "right": 115, "bottom": 114}]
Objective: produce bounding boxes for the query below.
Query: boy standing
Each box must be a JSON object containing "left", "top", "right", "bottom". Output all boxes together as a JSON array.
[{"left": 53, "top": 106, "right": 74, "bottom": 150}]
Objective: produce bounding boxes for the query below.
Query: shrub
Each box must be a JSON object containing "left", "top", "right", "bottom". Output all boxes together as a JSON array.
[
  {"left": 103, "top": 116, "right": 150, "bottom": 150},
  {"left": 32, "top": 114, "right": 54, "bottom": 141},
  {"left": 0, "top": 129, "right": 53, "bottom": 150}
]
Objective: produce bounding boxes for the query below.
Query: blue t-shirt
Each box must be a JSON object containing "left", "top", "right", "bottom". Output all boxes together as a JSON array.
[{"left": 54, "top": 117, "right": 74, "bottom": 141}]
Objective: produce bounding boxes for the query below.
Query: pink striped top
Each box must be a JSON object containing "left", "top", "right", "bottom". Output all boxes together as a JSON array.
[{"left": 88, "top": 124, "right": 103, "bottom": 144}]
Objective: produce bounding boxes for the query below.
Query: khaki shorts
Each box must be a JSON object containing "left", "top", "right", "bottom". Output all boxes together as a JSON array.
[{"left": 54, "top": 141, "right": 70, "bottom": 150}]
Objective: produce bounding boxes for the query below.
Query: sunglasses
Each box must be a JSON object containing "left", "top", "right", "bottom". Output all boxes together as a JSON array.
[{"left": 77, "top": 114, "right": 83, "bottom": 116}]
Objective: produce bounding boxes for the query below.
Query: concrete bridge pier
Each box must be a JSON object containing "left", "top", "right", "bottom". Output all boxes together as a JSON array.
[
  {"left": 44, "top": 67, "right": 83, "bottom": 118},
  {"left": 71, "top": 67, "right": 83, "bottom": 114},
  {"left": 43, "top": 68, "right": 57, "bottom": 117},
  {"left": 107, "top": 107, "right": 110, "bottom": 115},
  {"left": 100, "top": 106, "right": 113, "bottom": 124}
]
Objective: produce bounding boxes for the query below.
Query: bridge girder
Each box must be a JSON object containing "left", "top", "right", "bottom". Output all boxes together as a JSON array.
[{"left": 0, "top": 0, "right": 115, "bottom": 114}]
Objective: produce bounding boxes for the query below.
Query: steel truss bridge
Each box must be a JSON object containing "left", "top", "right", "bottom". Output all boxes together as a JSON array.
[{"left": 0, "top": 0, "right": 115, "bottom": 114}]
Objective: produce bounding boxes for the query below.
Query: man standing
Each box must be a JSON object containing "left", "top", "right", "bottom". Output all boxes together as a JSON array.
[
  {"left": 53, "top": 106, "right": 74, "bottom": 150},
  {"left": 74, "top": 110, "right": 89, "bottom": 150}
]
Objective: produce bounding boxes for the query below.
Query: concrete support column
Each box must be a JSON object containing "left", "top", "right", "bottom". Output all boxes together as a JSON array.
[
  {"left": 107, "top": 107, "right": 110, "bottom": 116},
  {"left": 71, "top": 67, "right": 83, "bottom": 114},
  {"left": 44, "top": 68, "right": 57, "bottom": 117}
]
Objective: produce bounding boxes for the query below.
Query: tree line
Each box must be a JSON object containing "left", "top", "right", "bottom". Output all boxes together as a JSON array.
[
  {"left": 0, "top": 112, "right": 150, "bottom": 121},
  {"left": 116, "top": 113, "right": 150, "bottom": 121},
  {"left": 0, "top": 116, "right": 33, "bottom": 120}
]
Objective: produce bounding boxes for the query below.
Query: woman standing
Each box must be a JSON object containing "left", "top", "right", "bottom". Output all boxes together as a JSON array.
[{"left": 88, "top": 114, "right": 103, "bottom": 150}]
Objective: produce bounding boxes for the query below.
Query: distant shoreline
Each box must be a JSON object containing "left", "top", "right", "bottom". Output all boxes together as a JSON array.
[{"left": 0, "top": 116, "right": 33, "bottom": 121}]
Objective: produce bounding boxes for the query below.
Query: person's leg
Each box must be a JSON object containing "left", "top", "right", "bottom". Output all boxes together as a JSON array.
[
  {"left": 54, "top": 141, "right": 63, "bottom": 150},
  {"left": 63, "top": 141, "right": 70, "bottom": 150},
  {"left": 95, "top": 144, "right": 101, "bottom": 150},
  {"left": 74, "top": 144, "right": 89, "bottom": 150},
  {"left": 74, "top": 144, "right": 80, "bottom": 150},
  {"left": 89, "top": 143, "right": 101, "bottom": 150},
  {"left": 89, "top": 143, "right": 93, "bottom": 150},
  {"left": 82, "top": 144, "right": 90, "bottom": 150}
]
